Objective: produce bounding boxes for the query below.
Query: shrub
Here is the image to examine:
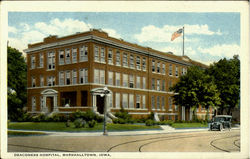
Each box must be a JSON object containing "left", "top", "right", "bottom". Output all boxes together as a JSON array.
[
  {"left": 145, "top": 119, "right": 154, "bottom": 126},
  {"left": 88, "top": 120, "right": 97, "bottom": 128},
  {"left": 65, "top": 120, "right": 71, "bottom": 127},
  {"left": 147, "top": 112, "right": 154, "bottom": 120},
  {"left": 83, "top": 110, "right": 96, "bottom": 121},
  {"left": 95, "top": 115, "right": 104, "bottom": 123},
  {"left": 74, "top": 118, "right": 86, "bottom": 128}
]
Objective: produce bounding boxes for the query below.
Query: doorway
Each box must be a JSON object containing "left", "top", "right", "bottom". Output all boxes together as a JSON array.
[
  {"left": 96, "top": 95, "right": 105, "bottom": 114},
  {"left": 46, "top": 97, "right": 54, "bottom": 112}
]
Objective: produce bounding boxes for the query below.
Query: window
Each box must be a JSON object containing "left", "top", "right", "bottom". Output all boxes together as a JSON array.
[
  {"left": 162, "top": 80, "right": 165, "bottom": 91},
  {"left": 47, "top": 52, "right": 55, "bottom": 70},
  {"left": 142, "top": 95, "right": 146, "bottom": 109},
  {"left": 39, "top": 53, "right": 43, "bottom": 67},
  {"left": 109, "top": 94, "right": 113, "bottom": 108},
  {"left": 169, "top": 80, "right": 172, "bottom": 91},
  {"left": 59, "top": 72, "right": 64, "bottom": 85},
  {"left": 157, "top": 62, "right": 160, "bottom": 73},
  {"left": 59, "top": 50, "right": 64, "bottom": 65},
  {"left": 157, "top": 96, "right": 160, "bottom": 109},
  {"left": 115, "top": 93, "right": 120, "bottom": 108},
  {"left": 129, "top": 94, "right": 134, "bottom": 109},
  {"left": 100, "top": 70, "right": 105, "bottom": 84},
  {"left": 169, "top": 97, "right": 172, "bottom": 111},
  {"left": 175, "top": 105, "right": 178, "bottom": 111},
  {"left": 122, "top": 94, "right": 128, "bottom": 109},
  {"left": 123, "top": 74, "right": 128, "bottom": 87},
  {"left": 72, "top": 48, "right": 77, "bottom": 63},
  {"left": 162, "top": 63, "right": 165, "bottom": 75},
  {"left": 142, "top": 57, "right": 146, "bottom": 71},
  {"left": 142, "top": 77, "right": 146, "bottom": 89},
  {"left": 48, "top": 76, "right": 55, "bottom": 86},
  {"left": 72, "top": 70, "right": 77, "bottom": 84},
  {"left": 151, "top": 96, "right": 155, "bottom": 109},
  {"left": 130, "top": 55, "right": 134, "bottom": 68},
  {"left": 100, "top": 48, "right": 105, "bottom": 63},
  {"left": 175, "top": 66, "right": 179, "bottom": 77},
  {"left": 182, "top": 67, "right": 187, "bottom": 75},
  {"left": 65, "top": 49, "right": 71, "bottom": 64},
  {"left": 116, "top": 51, "right": 121, "bottom": 66},
  {"left": 108, "top": 71, "right": 113, "bottom": 85},
  {"left": 129, "top": 75, "right": 134, "bottom": 88},
  {"left": 152, "top": 78, "right": 155, "bottom": 90},
  {"left": 32, "top": 77, "right": 36, "bottom": 87},
  {"left": 66, "top": 71, "right": 71, "bottom": 85},
  {"left": 31, "top": 55, "right": 36, "bottom": 69},
  {"left": 94, "top": 69, "right": 99, "bottom": 83},
  {"left": 80, "top": 68, "right": 88, "bottom": 84},
  {"left": 162, "top": 96, "right": 165, "bottom": 110},
  {"left": 40, "top": 76, "right": 44, "bottom": 86},
  {"left": 115, "top": 72, "right": 120, "bottom": 86},
  {"left": 136, "top": 95, "right": 141, "bottom": 109},
  {"left": 80, "top": 45, "right": 88, "bottom": 62},
  {"left": 136, "top": 76, "right": 141, "bottom": 88},
  {"left": 108, "top": 49, "right": 113, "bottom": 64},
  {"left": 32, "top": 96, "right": 36, "bottom": 111},
  {"left": 136, "top": 56, "right": 141, "bottom": 70},
  {"left": 123, "top": 53, "right": 128, "bottom": 67},
  {"left": 94, "top": 46, "right": 100, "bottom": 62},
  {"left": 152, "top": 60, "right": 155, "bottom": 72},
  {"left": 94, "top": 69, "right": 105, "bottom": 84},
  {"left": 169, "top": 64, "right": 172, "bottom": 75},
  {"left": 157, "top": 79, "right": 160, "bottom": 91}
]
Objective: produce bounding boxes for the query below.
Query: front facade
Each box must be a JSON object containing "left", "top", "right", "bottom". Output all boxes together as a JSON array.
[{"left": 25, "top": 29, "right": 212, "bottom": 121}]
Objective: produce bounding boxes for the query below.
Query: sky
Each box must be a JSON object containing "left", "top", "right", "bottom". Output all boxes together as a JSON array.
[{"left": 8, "top": 12, "right": 240, "bottom": 65}]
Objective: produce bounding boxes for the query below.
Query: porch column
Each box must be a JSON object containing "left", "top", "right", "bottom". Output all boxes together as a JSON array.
[
  {"left": 54, "top": 95, "right": 58, "bottom": 112},
  {"left": 43, "top": 96, "right": 48, "bottom": 113},
  {"left": 190, "top": 108, "right": 193, "bottom": 121},
  {"left": 182, "top": 106, "right": 185, "bottom": 121},
  {"left": 92, "top": 95, "right": 97, "bottom": 112},
  {"left": 106, "top": 94, "right": 111, "bottom": 112}
]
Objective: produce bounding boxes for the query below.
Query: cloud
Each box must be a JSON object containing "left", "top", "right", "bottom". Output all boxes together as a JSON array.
[
  {"left": 8, "top": 18, "right": 121, "bottom": 54},
  {"left": 8, "top": 26, "right": 17, "bottom": 33},
  {"left": 102, "top": 28, "right": 121, "bottom": 39},
  {"left": 134, "top": 24, "right": 221, "bottom": 43},
  {"left": 198, "top": 44, "right": 240, "bottom": 58},
  {"left": 34, "top": 18, "right": 92, "bottom": 36}
]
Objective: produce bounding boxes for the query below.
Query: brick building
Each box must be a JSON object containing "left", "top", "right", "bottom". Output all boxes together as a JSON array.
[{"left": 24, "top": 29, "right": 211, "bottom": 121}]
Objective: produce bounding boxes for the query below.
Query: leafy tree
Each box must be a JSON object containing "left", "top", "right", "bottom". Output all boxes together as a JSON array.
[
  {"left": 171, "top": 66, "right": 221, "bottom": 120},
  {"left": 8, "top": 46, "right": 27, "bottom": 120},
  {"left": 206, "top": 55, "right": 240, "bottom": 115}
]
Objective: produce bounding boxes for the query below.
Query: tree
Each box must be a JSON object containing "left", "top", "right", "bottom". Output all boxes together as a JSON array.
[
  {"left": 171, "top": 66, "right": 221, "bottom": 120},
  {"left": 8, "top": 46, "right": 27, "bottom": 120},
  {"left": 206, "top": 55, "right": 240, "bottom": 115}
]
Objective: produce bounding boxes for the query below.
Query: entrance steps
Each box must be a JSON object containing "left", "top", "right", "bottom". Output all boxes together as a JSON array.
[{"left": 160, "top": 125, "right": 176, "bottom": 132}]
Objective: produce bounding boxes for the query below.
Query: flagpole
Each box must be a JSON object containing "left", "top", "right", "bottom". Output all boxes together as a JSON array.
[{"left": 182, "top": 26, "right": 184, "bottom": 56}]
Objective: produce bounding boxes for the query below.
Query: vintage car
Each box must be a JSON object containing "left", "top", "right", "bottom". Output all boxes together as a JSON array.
[{"left": 209, "top": 115, "right": 232, "bottom": 131}]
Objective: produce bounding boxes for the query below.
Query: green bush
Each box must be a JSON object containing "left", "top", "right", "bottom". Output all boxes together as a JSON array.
[
  {"left": 145, "top": 119, "right": 155, "bottom": 126},
  {"left": 31, "top": 114, "right": 46, "bottom": 122},
  {"left": 114, "top": 109, "right": 135, "bottom": 124},
  {"left": 147, "top": 112, "right": 154, "bottom": 120},
  {"left": 74, "top": 118, "right": 86, "bottom": 128},
  {"left": 65, "top": 120, "right": 71, "bottom": 127},
  {"left": 95, "top": 115, "right": 104, "bottom": 123},
  {"left": 88, "top": 120, "right": 97, "bottom": 128}
]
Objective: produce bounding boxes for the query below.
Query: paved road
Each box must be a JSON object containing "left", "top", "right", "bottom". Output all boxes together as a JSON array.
[{"left": 8, "top": 129, "right": 240, "bottom": 152}]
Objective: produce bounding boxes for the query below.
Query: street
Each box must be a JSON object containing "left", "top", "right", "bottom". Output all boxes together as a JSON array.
[{"left": 8, "top": 129, "right": 240, "bottom": 152}]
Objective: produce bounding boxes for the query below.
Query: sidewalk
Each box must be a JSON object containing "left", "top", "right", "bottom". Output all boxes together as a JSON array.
[{"left": 8, "top": 126, "right": 240, "bottom": 137}]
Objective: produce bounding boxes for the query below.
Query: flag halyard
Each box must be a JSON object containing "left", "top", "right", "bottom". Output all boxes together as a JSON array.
[{"left": 171, "top": 28, "right": 183, "bottom": 41}]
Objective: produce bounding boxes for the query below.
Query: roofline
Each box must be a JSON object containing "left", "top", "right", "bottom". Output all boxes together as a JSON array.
[{"left": 24, "top": 30, "right": 207, "bottom": 68}]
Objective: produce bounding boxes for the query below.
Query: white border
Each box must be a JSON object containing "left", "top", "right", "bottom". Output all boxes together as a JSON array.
[{"left": 1, "top": 1, "right": 249, "bottom": 159}]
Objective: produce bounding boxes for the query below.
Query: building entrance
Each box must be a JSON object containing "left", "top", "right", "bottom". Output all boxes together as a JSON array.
[
  {"left": 96, "top": 95, "right": 105, "bottom": 114},
  {"left": 46, "top": 97, "right": 54, "bottom": 112}
]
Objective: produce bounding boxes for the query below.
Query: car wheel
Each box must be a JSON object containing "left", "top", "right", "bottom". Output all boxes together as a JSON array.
[{"left": 219, "top": 124, "right": 222, "bottom": 131}]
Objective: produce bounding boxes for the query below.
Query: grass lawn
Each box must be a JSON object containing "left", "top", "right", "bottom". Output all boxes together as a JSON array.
[
  {"left": 8, "top": 130, "right": 47, "bottom": 136},
  {"left": 8, "top": 122, "right": 161, "bottom": 132},
  {"left": 171, "top": 122, "right": 208, "bottom": 129}
]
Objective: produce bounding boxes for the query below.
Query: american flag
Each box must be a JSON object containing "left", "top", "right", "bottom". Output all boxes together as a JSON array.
[{"left": 171, "top": 28, "right": 183, "bottom": 41}]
